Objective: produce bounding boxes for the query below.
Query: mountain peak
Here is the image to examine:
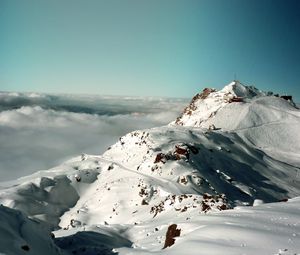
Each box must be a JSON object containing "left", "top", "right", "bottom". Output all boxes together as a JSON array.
[
  {"left": 173, "top": 81, "right": 255, "bottom": 127},
  {"left": 220, "top": 80, "right": 265, "bottom": 98},
  {"left": 172, "top": 81, "right": 297, "bottom": 128}
]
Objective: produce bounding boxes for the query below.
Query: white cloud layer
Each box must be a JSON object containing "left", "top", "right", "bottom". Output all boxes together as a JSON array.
[{"left": 0, "top": 92, "right": 188, "bottom": 181}]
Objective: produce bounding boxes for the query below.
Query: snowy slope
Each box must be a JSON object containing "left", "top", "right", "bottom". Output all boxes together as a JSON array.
[
  {"left": 117, "top": 197, "right": 300, "bottom": 255},
  {"left": 0, "top": 81, "right": 300, "bottom": 254},
  {"left": 1, "top": 194, "right": 300, "bottom": 254},
  {"left": 0, "top": 205, "right": 61, "bottom": 255},
  {"left": 173, "top": 81, "right": 300, "bottom": 166}
]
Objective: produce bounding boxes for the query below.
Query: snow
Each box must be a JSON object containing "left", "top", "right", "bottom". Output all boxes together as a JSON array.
[
  {"left": 118, "top": 197, "right": 300, "bottom": 255},
  {"left": 0, "top": 81, "right": 300, "bottom": 254},
  {"left": 173, "top": 81, "right": 300, "bottom": 166},
  {"left": 0, "top": 205, "right": 60, "bottom": 255}
]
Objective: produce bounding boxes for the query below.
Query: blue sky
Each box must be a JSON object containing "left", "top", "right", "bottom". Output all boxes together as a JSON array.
[{"left": 0, "top": 0, "right": 299, "bottom": 100}]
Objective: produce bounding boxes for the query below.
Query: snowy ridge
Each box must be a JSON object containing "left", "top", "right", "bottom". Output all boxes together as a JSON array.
[
  {"left": 172, "top": 81, "right": 265, "bottom": 127},
  {"left": 173, "top": 81, "right": 300, "bottom": 165},
  {"left": 220, "top": 80, "right": 265, "bottom": 98},
  {"left": 0, "top": 81, "right": 300, "bottom": 254},
  {"left": 173, "top": 80, "right": 295, "bottom": 128}
]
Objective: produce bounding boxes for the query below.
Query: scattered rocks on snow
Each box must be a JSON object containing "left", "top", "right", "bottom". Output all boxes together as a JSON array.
[
  {"left": 150, "top": 193, "right": 229, "bottom": 217},
  {"left": 154, "top": 143, "right": 199, "bottom": 164}
]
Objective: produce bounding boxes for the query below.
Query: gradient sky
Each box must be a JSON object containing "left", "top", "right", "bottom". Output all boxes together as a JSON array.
[{"left": 0, "top": 0, "right": 299, "bottom": 100}]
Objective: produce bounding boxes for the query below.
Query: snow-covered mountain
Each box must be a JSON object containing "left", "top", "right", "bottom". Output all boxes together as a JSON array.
[
  {"left": 173, "top": 80, "right": 300, "bottom": 165},
  {"left": 1, "top": 81, "right": 300, "bottom": 255}
]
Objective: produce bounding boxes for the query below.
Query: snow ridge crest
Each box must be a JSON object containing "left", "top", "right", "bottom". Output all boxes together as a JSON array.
[
  {"left": 220, "top": 80, "right": 265, "bottom": 98},
  {"left": 173, "top": 80, "right": 296, "bottom": 128}
]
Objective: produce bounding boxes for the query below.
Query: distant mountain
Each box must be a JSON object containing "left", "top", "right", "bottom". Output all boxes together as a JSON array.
[{"left": 1, "top": 81, "right": 300, "bottom": 254}]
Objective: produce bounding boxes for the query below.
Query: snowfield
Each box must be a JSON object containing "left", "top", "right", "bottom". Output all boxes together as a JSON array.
[{"left": 0, "top": 81, "right": 300, "bottom": 255}]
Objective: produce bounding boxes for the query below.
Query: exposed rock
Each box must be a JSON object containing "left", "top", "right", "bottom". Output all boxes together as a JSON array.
[
  {"left": 163, "top": 224, "right": 181, "bottom": 249},
  {"left": 175, "top": 88, "right": 216, "bottom": 125},
  {"left": 75, "top": 174, "right": 81, "bottom": 182},
  {"left": 178, "top": 176, "right": 188, "bottom": 185},
  {"left": 174, "top": 145, "right": 189, "bottom": 160},
  {"left": 228, "top": 96, "right": 244, "bottom": 103},
  {"left": 154, "top": 153, "right": 167, "bottom": 164},
  {"left": 281, "top": 95, "right": 292, "bottom": 101},
  {"left": 21, "top": 245, "right": 30, "bottom": 251},
  {"left": 208, "top": 124, "right": 216, "bottom": 130},
  {"left": 141, "top": 199, "right": 149, "bottom": 205},
  {"left": 107, "top": 164, "right": 114, "bottom": 171}
]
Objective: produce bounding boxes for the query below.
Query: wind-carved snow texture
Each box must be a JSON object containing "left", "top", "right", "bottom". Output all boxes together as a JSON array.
[{"left": 0, "top": 81, "right": 300, "bottom": 255}]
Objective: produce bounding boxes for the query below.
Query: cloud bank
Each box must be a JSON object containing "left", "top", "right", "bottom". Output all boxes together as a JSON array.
[{"left": 0, "top": 92, "right": 188, "bottom": 181}]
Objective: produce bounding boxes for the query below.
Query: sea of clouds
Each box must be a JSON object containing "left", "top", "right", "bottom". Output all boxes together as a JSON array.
[{"left": 0, "top": 91, "right": 188, "bottom": 181}]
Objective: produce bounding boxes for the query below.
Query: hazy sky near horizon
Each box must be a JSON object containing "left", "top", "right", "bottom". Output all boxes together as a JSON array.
[{"left": 1, "top": 0, "right": 300, "bottom": 100}]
